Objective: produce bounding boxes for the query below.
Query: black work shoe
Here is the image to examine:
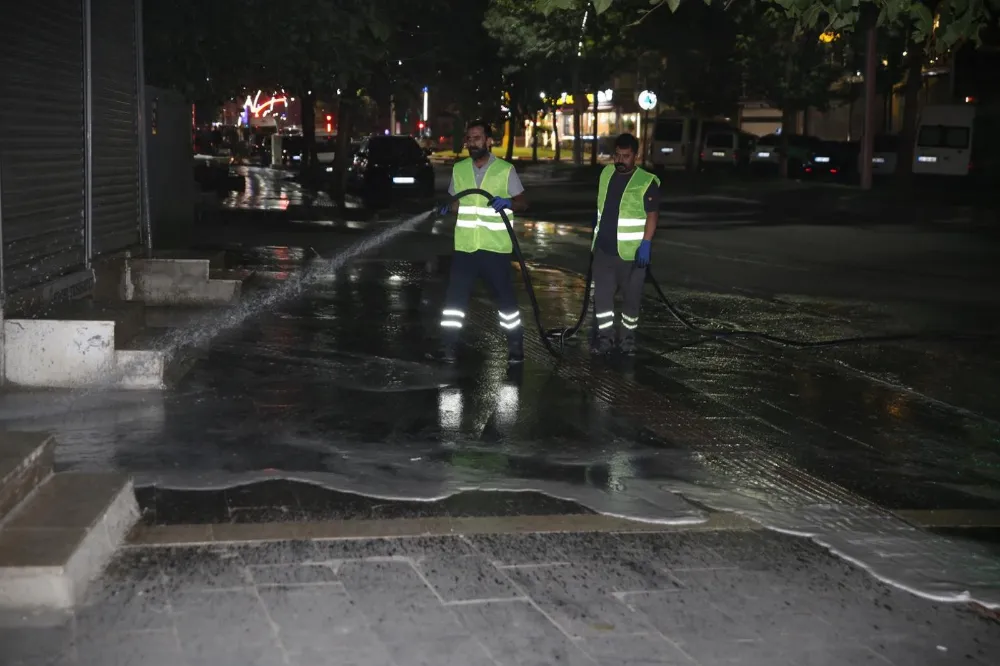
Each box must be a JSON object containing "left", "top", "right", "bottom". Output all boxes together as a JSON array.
[
  {"left": 619, "top": 338, "right": 637, "bottom": 356},
  {"left": 506, "top": 363, "right": 524, "bottom": 384},
  {"left": 590, "top": 337, "right": 614, "bottom": 355},
  {"left": 507, "top": 338, "right": 524, "bottom": 365},
  {"left": 426, "top": 346, "right": 457, "bottom": 363}
]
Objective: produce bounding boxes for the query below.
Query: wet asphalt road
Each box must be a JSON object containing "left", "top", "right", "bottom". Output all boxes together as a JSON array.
[{"left": 1, "top": 166, "right": 999, "bottom": 607}]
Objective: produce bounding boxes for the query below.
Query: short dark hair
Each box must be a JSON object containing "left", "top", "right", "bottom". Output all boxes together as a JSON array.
[
  {"left": 615, "top": 133, "right": 639, "bottom": 153},
  {"left": 466, "top": 119, "right": 493, "bottom": 138}
]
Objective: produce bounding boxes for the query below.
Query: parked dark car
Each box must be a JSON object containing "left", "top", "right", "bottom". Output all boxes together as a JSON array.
[
  {"left": 348, "top": 135, "right": 435, "bottom": 201},
  {"left": 749, "top": 133, "right": 819, "bottom": 176},
  {"left": 804, "top": 140, "right": 854, "bottom": 180}
]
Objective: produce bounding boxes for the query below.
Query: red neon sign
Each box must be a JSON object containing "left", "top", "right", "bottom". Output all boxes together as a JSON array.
[{"left": 243, "top": 90, "right": 288, "bottom": 118}]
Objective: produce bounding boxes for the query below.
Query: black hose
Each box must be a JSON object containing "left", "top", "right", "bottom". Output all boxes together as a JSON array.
[
  {"left": 644, "top": 269, "right": 993, "bottom": 348},
  {"left": 441, "top": 189, "right": 994, "bottom": 355},
  {"left": 445, "top": 188, "right": 575, "bottom": 358}
]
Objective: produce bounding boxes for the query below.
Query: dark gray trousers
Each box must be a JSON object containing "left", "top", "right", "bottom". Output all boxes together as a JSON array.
[{"left": 592, "top": 247, "right": 646, "bottom": 342}]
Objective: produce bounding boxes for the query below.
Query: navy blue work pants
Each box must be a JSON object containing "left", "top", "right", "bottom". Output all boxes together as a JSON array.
[{"left": 440, "top": 250, "right": 523, "bottom": 343}]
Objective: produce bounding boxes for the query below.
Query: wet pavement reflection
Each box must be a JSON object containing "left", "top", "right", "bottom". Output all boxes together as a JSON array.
[
  {"left": 222, "top": 167, "right": 340, "bottom": 211},
  {"left": 0, "top": 255, "right": 698, "bottom": 522},
  {"left": 3, "top": 163, "right": 1000, "bottom": 606},
  {"left": 2, "top": 247, "right": 996, "bottom": 519}
]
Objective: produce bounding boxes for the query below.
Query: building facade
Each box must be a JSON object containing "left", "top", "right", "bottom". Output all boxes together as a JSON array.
[{"left": 0, "top": 0, "right": 148, "bottom": 311}]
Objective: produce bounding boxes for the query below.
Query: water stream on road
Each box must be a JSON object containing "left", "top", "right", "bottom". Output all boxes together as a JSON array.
[
  {"left": 151, "top": 210, "right": 432, "bottom": 357},
  {"left": 39, "top": 209, "right": 435, "bottom": 410}
]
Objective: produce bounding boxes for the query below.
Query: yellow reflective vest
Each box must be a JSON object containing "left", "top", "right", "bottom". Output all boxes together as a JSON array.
[
  {"left": 592, "top": 164, "right": 659, "bottom": 260},
  {"left": 452, "top": 157, "right": 515, "bottom": 254}
]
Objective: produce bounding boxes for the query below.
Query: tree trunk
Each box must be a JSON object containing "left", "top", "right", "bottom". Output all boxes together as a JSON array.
[
  {"left": 885, "top": 89, "right": 893, "bottom": 133},
  {"left": 778, "top": 43, "right": 796, "bottom": 179},
  {"left": 690, "top": 118, "right": 704, "bottom": 172},
  {"left": 859, "top": 6, "right": 878, "bottom": 190},
  {"left": 301, "top": 89, "right": 317, "bottom": 173},
  {"left": 895, "top": 41, "right": 926, "bottom": 188},
  {"left": 572, "top": 99, "right": 583, "bottom": 165},
  {"left": 779, "top": 107, "right": 795, "bottom": 179},
  {"left": 505, "top": 105, "right": 516, "bottom": 162},
  {"left": 590, "top": 88, "right": 599, "bottom": 166},
  {"left": 848, "top": 97, "right": 855, "bottom": 140},
  {"left": 531, "top": 112, "right": 539, "bottom": 163},
  {"left": 571, "top": 65, "right": 583, "bottom": 165},
  {"left": 332, "top": 88, "right": 356, "bottom": 205},
  {"left": 552, "top": 109, "right": 561, "bottom": 163}
]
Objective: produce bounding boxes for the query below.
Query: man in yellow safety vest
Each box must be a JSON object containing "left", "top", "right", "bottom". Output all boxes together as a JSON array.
[
  {"left": 435, "top": 120, "right": 528, "bottom": 364},
  {"left": 591, "top": 133, "right": 661, "bottom": 356}
]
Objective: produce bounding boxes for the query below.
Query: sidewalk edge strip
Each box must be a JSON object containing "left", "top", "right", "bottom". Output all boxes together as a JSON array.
[{"left": 125, "top": 511, "right": 758, "bottom": 546}]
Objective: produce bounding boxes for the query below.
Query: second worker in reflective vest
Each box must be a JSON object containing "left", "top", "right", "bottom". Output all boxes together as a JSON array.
[
  {"left": 591, "top": 133, "right": 661, "bottom": 356},
  {"left": 436, "top": 119, "right": 528, "bottom": 364}
]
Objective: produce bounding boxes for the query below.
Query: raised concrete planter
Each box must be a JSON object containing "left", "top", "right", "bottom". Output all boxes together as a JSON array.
[{"left": 3, "top": 318, "right": 176, "bottom": 389}]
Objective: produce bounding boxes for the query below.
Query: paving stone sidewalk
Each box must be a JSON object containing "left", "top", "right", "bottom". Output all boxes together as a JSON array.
[{"left": 2, "top": 528, "right": 998, "bottom": 666}]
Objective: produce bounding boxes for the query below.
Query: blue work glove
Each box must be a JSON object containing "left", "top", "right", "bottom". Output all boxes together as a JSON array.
[
  {"left": 438, "top": 203, "right": 451, "bottom": 216},
  {"left": 490, "top": 196, "right": 513, "bottom": 213},
  {"left": 635, "top": 240, "right": 652, "bottom": 268}
]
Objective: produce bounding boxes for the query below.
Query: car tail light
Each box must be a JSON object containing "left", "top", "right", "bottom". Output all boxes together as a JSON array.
[
  {"left": 805, "top": 167, "right": 812, "bottom": 173},
  {"left": 830, "top": 168, "right": 838, "bottom": 174}
]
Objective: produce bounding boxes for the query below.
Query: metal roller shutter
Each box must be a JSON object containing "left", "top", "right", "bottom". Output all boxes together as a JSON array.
[
  {"left": 90, "top": 0, "right": 140, "bottom": 256},
  {"left": 0, "top": 2, "right": 87, "bottom": 293}
]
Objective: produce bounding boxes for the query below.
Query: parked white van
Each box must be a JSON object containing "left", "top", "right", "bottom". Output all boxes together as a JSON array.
[{"left": 911, "top": 104, "right": 998, "bottom": 177}]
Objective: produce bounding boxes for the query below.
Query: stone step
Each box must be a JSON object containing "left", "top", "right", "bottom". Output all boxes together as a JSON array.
[
  {"left": 0, "top": 433, "right": 55, "bottom": 523},
  {"left": 26, "top": 299, "right": 146, "bottom": 348},
  {"left": 131, "top": 259, "right": 242, "bottom": 306},
  {"left": 134, "top": 274, "right": 241, "bottom": 306},
  {"left": 3, "top": 315, "right": 194, "bottom": 390},
  {"left": 152, "top": 249, "right": 226, "bottom": 270},
  {"left": 0, "top": 472, "right": 138, "bottom": 609},
  {"left": 94, "top": 256, "right": 243, "bottom": 306}
]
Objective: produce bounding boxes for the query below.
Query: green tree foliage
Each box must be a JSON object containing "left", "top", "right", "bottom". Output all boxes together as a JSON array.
[
  {"left": 629, "top": 0, "right": 744, "bottom": 117},
  {"left": 735, "top": 4, "right": 848, "bottom": 115},
  {"left": 426, "top": 0, "right": 505, "bottom": 126},
  {"left": 537, "top": 0, "right": 1000, "bottom": 51},
  {"left": 770, "top": 0, "right": 1000, "bottom": 50},
  {"left": 484, "top": 0, "right": 584, "bottom": 160},
  {"left": 144, "top": 1, "right": 252, "bottom": 104}
]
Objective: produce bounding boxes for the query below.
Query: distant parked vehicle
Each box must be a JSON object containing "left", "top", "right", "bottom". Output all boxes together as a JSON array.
[
  {"left": 348, "top": 135, "right": 435, "bottom": 201},
  {"left": 749, "top": 133, "right": 818, "bottom": 176},
  {"left": 913, "top": 104, "right": 981, "bottom": 177},
  {"left": 700, "top": 129, "right": 756, "bottom": 172},
  {"left": 856, "top": 134, "right": 899, "bottom": 176},
  {"left": 650, "top": 115, "right": 732, "bottom": 170},
  {"left": 803, "top": 140, "right": 853, "bottom": 180}
]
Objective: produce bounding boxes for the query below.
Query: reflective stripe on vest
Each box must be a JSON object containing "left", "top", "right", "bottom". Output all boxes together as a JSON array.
[
  {"left": 592, "top": 165, "right": 660, "bottom": 260},
  {"left": 452, "top": 158, "right": 515, "bottom": 254}
]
